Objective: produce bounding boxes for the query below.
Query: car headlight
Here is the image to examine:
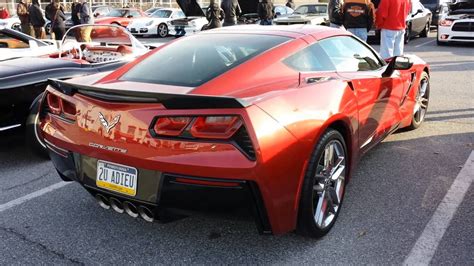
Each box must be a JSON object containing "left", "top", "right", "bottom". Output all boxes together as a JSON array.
[
  {"left": 439, "top": 19, "right": 453, "bottom": 26},
  {"left": 146, "top": 20, "right": 154, "bottom": 26}
]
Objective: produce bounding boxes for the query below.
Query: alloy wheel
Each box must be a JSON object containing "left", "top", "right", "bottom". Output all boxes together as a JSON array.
[
  {"left": 312, "top": 140, "right": 346, "bottom": 229},
  {"left": 413, "top": 76, "right": 430, "bottom": 124},
  {"left": 158, "top": 24, "right": 168, "bottom": 38}
]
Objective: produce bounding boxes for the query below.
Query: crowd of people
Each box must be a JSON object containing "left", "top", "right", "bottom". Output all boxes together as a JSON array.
[
  {"left": 2, "top": 0, "right": 93, "bottom": 41},
  {"left": 328, "top": 0, "right": 412, "bottom": 59}
]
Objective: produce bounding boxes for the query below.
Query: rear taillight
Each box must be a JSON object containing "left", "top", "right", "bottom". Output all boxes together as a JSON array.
[
  {"left": 46, "top": 93, "right": 61, "bottom": 115},
  {"left": 151, "top": 115, "right": 255, "bottom": 160},
  {"left": 151, "top": 115, "right": 242, "bottom": 139},
  {"left": 190, "top": 116, "right": 242, "bottom": 139},
  {"left": 45, "top": 92, "right": 77, "bottom": 121},
  {"left": 153, "top": 116, "right": 191, "bottom": 137}
]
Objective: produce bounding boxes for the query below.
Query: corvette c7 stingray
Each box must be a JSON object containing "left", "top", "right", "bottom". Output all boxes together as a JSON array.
[{"left": 39, "top": 25, "right": 430, "bottom": 237}]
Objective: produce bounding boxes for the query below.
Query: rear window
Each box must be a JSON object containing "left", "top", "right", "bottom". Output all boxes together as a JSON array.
[{"left": 121, "top": 34, "right": 290, "bottom": 87}]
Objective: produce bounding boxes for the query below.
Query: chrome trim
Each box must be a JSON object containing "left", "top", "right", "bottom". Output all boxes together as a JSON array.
[
  {"left": 360, "top": 136, "right": 374, "bottom": 149},
  {"left": 0, "top": 124, "right": 22, "bottom": 132}
]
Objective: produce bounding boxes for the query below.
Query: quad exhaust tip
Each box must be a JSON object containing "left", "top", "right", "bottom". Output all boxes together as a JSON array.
[
  {"left": 138, "top": 206, "right": 154, "bottom": 223},
  {"left": 95, "top": 194, "right": 155, "bottom": 222},
  {"left": 95, "top": 194, "right": 110, "bottom": 210},
  {"left": 123, "top": 201, "right": 139, "bottom": 218},
  {"left": 109, "top": 197, "right": 124, "bottom": 214}
]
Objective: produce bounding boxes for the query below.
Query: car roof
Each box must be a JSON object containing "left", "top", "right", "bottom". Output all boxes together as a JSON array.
[{"left": 205, "top": 25, "right": 350, "bottom": 40}]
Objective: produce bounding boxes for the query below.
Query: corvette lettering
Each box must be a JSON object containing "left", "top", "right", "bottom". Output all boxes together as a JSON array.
[{"left": 89, "top": 143, "right": 127, "bottom": 154}]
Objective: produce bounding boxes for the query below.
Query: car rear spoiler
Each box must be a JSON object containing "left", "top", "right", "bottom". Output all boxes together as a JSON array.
[{"left": 47, "top": 79, "right": 250, "bottom": 109}]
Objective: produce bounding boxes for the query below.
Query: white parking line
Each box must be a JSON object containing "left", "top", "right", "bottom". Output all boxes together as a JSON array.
[
  {"left": 404, "top": 151, "right": 474, "bottom": 265},
  {"left": 0, "top": 182, "right": 71, "bottom": 213},
  {"left": 415, "top": 39, "right": 436, "bottom": 48}
]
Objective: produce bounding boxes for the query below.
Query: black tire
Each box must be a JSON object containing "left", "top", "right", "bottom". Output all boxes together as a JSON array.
[
  {"left": 297, "top": 129, "right": 348, "bottom": 238},
  {"left": 404, "top": 26, "right": 411, "bottom": 44},
  {"left": 420, "top": 22, "right": 430, "bottom": 38},
  {"left": 408, "top": 71, "right": 430, "bottom": 130},
  {"left": 25, "top": 95, "right": 49, "bottom": 159},
  {"left": 157, "top": 23, "right": 168, "bottom": 38}
]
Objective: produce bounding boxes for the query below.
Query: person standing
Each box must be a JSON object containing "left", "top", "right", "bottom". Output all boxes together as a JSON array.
[
  {"left": 203, "top": 0, "right": 224, "bottom": 30},
  {"left": 71, "top": 0, "right": 82, "bottom": 26},
  {"left": 328, "top": 0, "right": 343, "bottom": 28},
  {"left": 258, "top": 0, "right": 274, "bottom": 25},
  {"left": 342, "top": 0, "right": 375, "bottom": 41},
  {"left": 80, "top": 0, "right": 93, "bottom": 42},
  {"left": 17, "top": 0, "right": 33, "bottom": 35},
  {"left": 221, "top": 0, "right": 241, "bottom": 26},
  {"left": 47, "top": 0, "right": 66, "bottom": 40},
  {"left": 285, "top": 0, "right": 295, "bottom": 9},
  {"left": 28, "top": 0, "right": 45, "bottom": 39},
  {"left": 376, "top": 0, "right": 411, "bottom": 59},
  {"left": 0, "top": 6, "right": 10, "bottom": 19}
]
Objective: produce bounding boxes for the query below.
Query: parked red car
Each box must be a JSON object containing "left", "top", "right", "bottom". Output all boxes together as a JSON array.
[
  {"left": 39, "top": 26, "right": 430, "bottom": 237},
  {"left": 94, "top": 8, "right": 146, "bottom": 27}
]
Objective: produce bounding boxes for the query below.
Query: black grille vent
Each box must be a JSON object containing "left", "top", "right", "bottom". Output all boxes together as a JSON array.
[
  {"left": 232, "top": 127, "right": 256, "bottom": 161},
  {"left": 452, "top": 22, "right": 474, "bottom": 32}
]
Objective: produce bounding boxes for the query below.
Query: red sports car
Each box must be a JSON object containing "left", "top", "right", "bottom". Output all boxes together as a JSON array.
[
  {"left": 39, "top": 25, "right": 430, "bottom": 237},
  {"left": 94, "top": 8, "right": 146, "bottom": 27}
]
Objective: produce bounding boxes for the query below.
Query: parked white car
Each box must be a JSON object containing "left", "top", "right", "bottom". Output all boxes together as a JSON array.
[
  {"left": 0, "top": 27, "right": 57, "bottom": 61},
  {"left": 168, "top": 0, "right": 208, "bottom": 37},
  {"left": 127, "top": 8, "right": 185, "bottom": 38},
  {"left": 437, "top": 0, "right": 474, "bottom": 45},
  {"left": 0, "top": 16, "right": 21, "bottom": 31}
]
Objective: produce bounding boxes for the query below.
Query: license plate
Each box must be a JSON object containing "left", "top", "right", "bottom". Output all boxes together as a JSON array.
[
  {"left": 368, "top": 30, "right": 376, "bottom": 36},
  {"left": 96, "top": 160, "right": 137, "bottom": 196}
]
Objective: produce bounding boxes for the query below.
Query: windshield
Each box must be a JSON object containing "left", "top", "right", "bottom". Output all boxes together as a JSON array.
[
  {"left": 106, "top": 9, "right": 128, "bottom": 17},
  {"left": 151, "top": 10, "right": 172, "bottom": 18},
  {"left": 121, "top": 34, "right": 290, "bottom": 87},
  {"left": 294, "top": 5, "right": 327, "bottom": 15}
]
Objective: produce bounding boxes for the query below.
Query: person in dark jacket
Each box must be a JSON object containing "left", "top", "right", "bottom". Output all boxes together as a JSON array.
[
  {"left": 221, "top": 0, "right": 241, "bottom": 26},
  {"left": 28, "top": 0, "right": 45, "bottom": 39},
  {"left": 17, "top": 0, "right": 33, "bottom": 35},
  {"left": 47, "top": 0, "right": 66, "bottom": 40},
  {"left": 342, "top": 0, "right": 375, "bottom": 41},
  {"left": 71, "top": 0, "right": 82, "bottom": 26},
  {"left": 203, "top": 0, "right": 224, "bottom": 30},
  {"left": 328, "top": 0, "right": 343, "bottom": 28},
  {"left": 285, "top": 0, "right": 295, "bottom": 9},
  {"left": 80, "top": 0, "right": 93, "bottom": 24},
  {"left": 258, "top": 0, "right": 274, "bottom": 25}
]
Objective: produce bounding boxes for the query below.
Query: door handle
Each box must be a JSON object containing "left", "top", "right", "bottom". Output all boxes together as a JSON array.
[{"left": 305, "top": 76, "right": 331, "bottom": 84}]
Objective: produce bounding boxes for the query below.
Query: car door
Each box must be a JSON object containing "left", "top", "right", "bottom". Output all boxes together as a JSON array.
[
  {"left": 411, "top": 2, "right": 427, "bottom": 34},
  {"left": 318, "top": 36, "right": 406, "bottom": 151}
]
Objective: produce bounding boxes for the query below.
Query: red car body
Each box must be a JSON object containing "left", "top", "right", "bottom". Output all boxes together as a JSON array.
[
  {"left": 39, "top": 26, "right": 430, "bottom": 236},
  {"left": 95, "top": 9, "right": 146, "bottom": 27}
]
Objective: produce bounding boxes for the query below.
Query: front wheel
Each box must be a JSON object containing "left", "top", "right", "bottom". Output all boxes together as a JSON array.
[
  {"left": 297, "top": 129, "right": 348, "bottom": 238},
  {"left": 408, "top": 71, "right": 430, "bottom": 130},
  {"left": 25, "top": 95, "right": 49, "bottom": 159},
  {"left": 157, "top": 23, "right": 168, "bottom": 38}
]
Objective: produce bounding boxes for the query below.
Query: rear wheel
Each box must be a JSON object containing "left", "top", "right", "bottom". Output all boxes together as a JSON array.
[
  {"left": 420, "top": 22, "right": 430, "bottom": 37},
  {"left": 404, "top": 26, "right": 411, "bottom": 44},
  {"left": 157, "top": 23, "right": 168, "bottom": 38},
  {"left": 408, "top": 71, "right": 430, "bottom": 130},
  {"left": 297, "top": 129, "right": 348, "bottom": 238}
]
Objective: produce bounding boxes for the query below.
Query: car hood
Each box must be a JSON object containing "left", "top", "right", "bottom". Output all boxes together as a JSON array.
[
  {"left": 177, "top": 0, "right": 205, "bottom": 17},
  {"left": 449, "top": 0, "right": 474, "bottom": 14},
  {"left": 446, "top": 13, "right": 474, "bottom": 19},
  {"left": 129, "top": 17, "right": 169, "bottom": 26},
  {"left": 95, "top": 17, "right": 122, "bottom": 23}
]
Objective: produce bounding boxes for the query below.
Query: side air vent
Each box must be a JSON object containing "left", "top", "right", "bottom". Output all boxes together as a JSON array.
[{"left": 232, "top": 127, "right": 256, "bottom": 161}]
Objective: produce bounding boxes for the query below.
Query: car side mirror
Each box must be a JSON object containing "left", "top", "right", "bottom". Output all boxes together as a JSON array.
[
  {"left": 382, "top": 56, "right": 413, "bottom": 77},
  {"left": 127, "top": 15, "right": 133, "bottom": 18},
  {"left": 413, "top": 8, "right": 423, "bottom": 16},
  {"left": 276, "top": 12, "right": 281, "bottom": 16},
  {"left": 94, "top": 13, "right": 99, "bottom": 17}
]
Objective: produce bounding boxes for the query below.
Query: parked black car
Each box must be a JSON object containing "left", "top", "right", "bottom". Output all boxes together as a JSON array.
[{"left": 368, "top": 1, "right": 432, "bottom": 44}]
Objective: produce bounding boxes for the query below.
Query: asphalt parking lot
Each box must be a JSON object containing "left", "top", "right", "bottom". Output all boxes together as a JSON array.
[{"left": 1, "top": 31, "right": 473, "bottom": 264}]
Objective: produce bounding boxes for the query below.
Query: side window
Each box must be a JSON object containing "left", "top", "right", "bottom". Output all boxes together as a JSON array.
[
  {"left": 130, "top": 11, "right": 141, "bottom": 17},
  {"left": 318, "top": 36, "right": 384, "bottom": 72},
  {"left": 275, "top": 6, "right": 286, "bottom": 15},
  {"left": 283, "top": 43, "right": 336, "bottom": 72}
]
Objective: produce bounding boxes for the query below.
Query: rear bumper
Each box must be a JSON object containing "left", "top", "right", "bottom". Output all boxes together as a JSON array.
[{"left": 48, "top": 149, "right": 272, "bottom": 234}]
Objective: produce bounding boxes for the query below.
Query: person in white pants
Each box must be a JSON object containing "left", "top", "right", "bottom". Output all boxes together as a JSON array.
[{"left": 376, "top": 0, "right": 411, "bottom": 59}]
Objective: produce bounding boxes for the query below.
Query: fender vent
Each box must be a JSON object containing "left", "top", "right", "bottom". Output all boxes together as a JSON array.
[{"left": 232, "top": 127, "right": 256, "bottom": 161}]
